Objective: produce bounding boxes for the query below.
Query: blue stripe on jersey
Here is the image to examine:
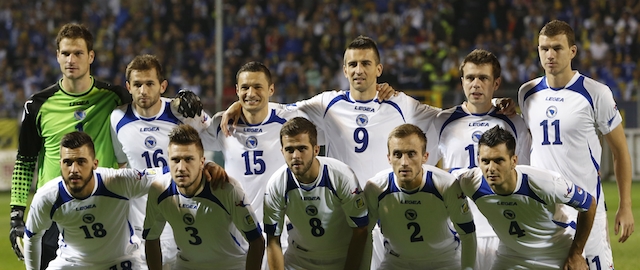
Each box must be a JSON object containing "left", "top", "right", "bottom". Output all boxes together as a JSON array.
[
  {"left": 471, "top": 177, "right": 495, "bottom": 202},
  {"left": 287, "top": 223, "right": 293, "bottom": 231},
  {"left": 93, "top": 173, "right": 129, "bottom": 200},
  {"left": 265, "top": 224, "right": 277, "bottom": 235},
  {"left": 244, "top": 227, "right": 263, "bottom": 242},
  {"left": 157, "top": 181, "right": 180, "bottom": 204},
  {"left": 378, "top": 171, "right": 443, "bottom": 201},
  {"left": 457, "top": 221, "right": 476, "bottom": 234},
  {"left": 513, "top": 174, "right": 546, "bottom": 205},
  {"left": 565, "top": 76, "right": 594, "bottom": 110},
  {"left": 379, "top": 100, "right": 406, "bottom": 122},
  {"left": 196, "top": 181, "right": 230, "bottom": 215},
  {"left": 128, "top": 220, "right": 135, "bottom": 244},
  {"left": 552, "top": 220, "right": 577, "bottom": 230},
  {"left": 25, "top": 228, "right": 35, "bottom": 238},
  {"left": 51, "top": 181, "right": 75, "bottom": 218},
  {"left": 567, "top": 185, "right": 593, "bottom": 212},
  {"left": 115, "top": 102, "right": 180, "bottom": 132},
  {"left": 316, "top": 165, "right": 338, "bottom": 197},
  {"left": 230, "top": 232, "right": 242, "bottom": 247},
  {"left": 588, "top": 146, "right": 602, "bottom": 202},
  {"left": 236, "top": 109, "right": 287, "bottom": 126},
  {"left": 439, "top": 106, "right": 468, "bottom": 137},
  {"left": 350, "top": 215, "right": 369, "bottom": 228},
  {"left": 284, "top": 169, "right": 299, "bottom": 201},
  {"left": 488, "top": 111, "right": 518, "bottom": 138},
  {"left": 323, "top": 93, "right": 352, "bottom": 117},
  {"left": 521, "top": 77, "right": 549, "bottom": 103}
]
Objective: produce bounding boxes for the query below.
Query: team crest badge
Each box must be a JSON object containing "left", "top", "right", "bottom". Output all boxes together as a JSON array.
[
  {"left": 461, "top": 201, "right": 470, "bottom": 214},
  {"left": 305, "top": 205, "right": 318, "bottom": 216},
  {"left": 546, "top": 106, "right": 558, "bottom": 118},
  {"left": 183, "top": 213, "right": 195, "bottom": 225},
  {"left": 245, "top": 136, "right": 258, "bottom": 149},
  {"left": 356, "top": 114, "right": 368, "bottom": 127},
  {"left": 74, "top": 110, "right": 86, "bottom": 120},
  {"left": 404, "top": 209, "right": 417, "bottom": 220},
  {"left": 145, "top": 136, "right": 157, "bottom": 148},
  {"left": 503, "top": 209, "right": 516, "bottom": 220},
  {"left": 472, "top": 130, "right": 483, "bottom": 143},
  {"left": 244, "top": 214, "right": 255, "bottom": 226},
  {"left": 82, "top": 214, "right": 95, "bottom": 224},
  {"left": 355, "top": 198, "right": 365, "bottom": 209}
]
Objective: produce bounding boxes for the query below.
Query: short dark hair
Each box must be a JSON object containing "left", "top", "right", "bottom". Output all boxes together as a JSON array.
[
  {"left": 539, "top": 20, "right": 576, "bottom": 47},
  {"left": 56, "top": 23, "right": 94, "bottom": 52},
  {"left": 345, "top": 35, "right": 381, "bottom": 64},
  {"left": 459, "top": 49, "right": 501, "bottom": 80},
  {"left": 387, "top": 124, "right": 427, "bottom": 154},
  {"left": 236, "top": 61, "right": 273, "bottom": 85},
  {"left": 126, "top": 54, "right": 165, "bottom": 82},
  {"left": 60, "top": 131, "right": 96, "bottom": 158},
  {"left": 478, "top": 126, "right": 516, "bottom": 156},
  {"left": 280, "top": 117, "right": 318, "bottom": 146},
  {"left": 168, "top": 124, "right": 204, "bottom": 155}
]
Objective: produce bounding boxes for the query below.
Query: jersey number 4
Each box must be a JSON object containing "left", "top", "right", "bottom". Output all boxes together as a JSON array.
[
  {"left": 508, "top": 221, "right": 526, "bottom": 237},
  {"left": 540, "top": 119, "right": 563, "bottom": 145}
]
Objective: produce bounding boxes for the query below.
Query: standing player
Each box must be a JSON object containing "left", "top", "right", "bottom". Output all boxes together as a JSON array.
[
  {"left": 23, "top": 131, "right": 158, "bottom": 270},
  {"left": 365, "top": 124, "right": 476, "bottom": 269},
  {"left": 434, "top": 49, "right": 531, "bottom": 269},
  {"left": 264, "top": 117, "right": 369, "bottom": 270},
  {"left": 9, "top": 23, "right": 131, "bottom": 267},
  {"left": 144, "top": 125, "right": 264, "bottom": 270},
  {"left": 110, "top": 54, "right": 210, "bottom": 268},
  {"left": 518, "top": 20, "right": 634, "bottom": 268},
  {"left": 456, "top": 126, "right": 596, "bottom": 269}
]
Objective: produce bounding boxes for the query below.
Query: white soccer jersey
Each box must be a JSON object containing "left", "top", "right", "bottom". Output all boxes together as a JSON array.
[
  {"left": 364, "top": 166, "right": 474, "bottom": 262},
  {"left": 457, "top": 166, "right": 593, "bottom": 260},
  {"left": 435, "top": 105, "right": 531, "bottom": 169},
  {"left": 23, "top": 167, "right": 159, "bottom": 269},
  {"left": 284, "top": 91, "right": 441, "bottom": 184},
  {"left": 264, "top": 157, "right": 369, "bottom": 260},
  {"left": 143, "top": 174, "right": 261, "bottom": 269},
  {"left": 518, "top": 72, "right": 622, "bottom": 199},
  {"left": 201, "top": 108, "right": 304, "bottom": 222}
]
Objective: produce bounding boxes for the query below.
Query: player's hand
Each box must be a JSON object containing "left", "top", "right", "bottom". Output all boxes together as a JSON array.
[
  {"left": 376, "top": 83, "right": 397, "bottom": 101},
  {"left": 221, "top": 102, "right": 243, "bottom": 137},
  {"left": 615, "top": 206, "right": 634, "bottom": 243},
  {"left": 10, "top": 206, "right": 26, "bottom": 260},
  {"left": 493, "top": 98, "right": 516, "bottom": 116},
  {"left": 562, "top": 252, "right": 588, "bottom": 270},
  {"left": 173, "top": 89, "right": 203, "bottom": 118},
  {"left": 203, "top": 161, "right": 229, "bottom": 190}
]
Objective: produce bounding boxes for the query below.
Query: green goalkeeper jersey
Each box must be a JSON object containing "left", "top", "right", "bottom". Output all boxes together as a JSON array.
[{"left": 10, "top": 77, "right": 131, "bottom": 206}]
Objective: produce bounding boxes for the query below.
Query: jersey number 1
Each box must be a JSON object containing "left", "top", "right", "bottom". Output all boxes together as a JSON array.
[
  {"left": 540, "top": 119, "right": 562, "bottom": 145},
  {"left": 242, "top": 150, "right": 265, "bottom": 175}
]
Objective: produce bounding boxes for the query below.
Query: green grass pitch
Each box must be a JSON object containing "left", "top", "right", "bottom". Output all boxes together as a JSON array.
[{"left": 1, "top": 181, "right": 640, "bottom": 269}]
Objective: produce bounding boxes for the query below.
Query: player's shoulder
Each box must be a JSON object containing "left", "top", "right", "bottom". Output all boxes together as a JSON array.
[
  {"left": 577, "top": 73, "right": 614, "bottom": 95},
  {"left": 318, "top": 156, "right": 352, "bottom": 173},
  {"left": 110, "top": 103, "right": 130, "bottom": 120},
  {"left": 424, "top": 164, "right": 457, "bottom": 184},
  {"left": 213, "top": 175, "right": 245, "bottom": 195},
  {"left": 35, "top": 177, "right": 63, "bottom": 197},
  {"left": 367, "top": 168, "right": 394, "bottom": 188},
  {"left": 515, "top": 165, "right": 562, "bottom": 187},
  {"left": 266, "top": 163, "right": 291, "bottom": 188},
  {"left": 435, "top": 105, "right": 462, "bottom": 122},
  {"left": 518, "top": 76, "right": 545, "bottom": 95},
  {"left": 93, "top": 79, "right": 126, "bottom": 92}
]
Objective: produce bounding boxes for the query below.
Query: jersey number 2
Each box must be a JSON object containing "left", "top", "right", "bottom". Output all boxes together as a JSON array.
[{"left": 407, "top": 222, "right": 424, "bottom": 242}]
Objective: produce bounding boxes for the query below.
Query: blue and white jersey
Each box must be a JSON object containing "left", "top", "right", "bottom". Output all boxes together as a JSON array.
[
  {"left": 201, "top": 108, "right": 304, "bottom": 223},
  {"left": 284, "top": 91, "right": 441, "bottom": 184},
  {"left": 518, "top": 72, "right": 622, "bottom": 199},
  {"left": 24, "top": 167, "right": 158, "bottom": 269},
  {"left": 143, "top": 175, "right": 261, "bottom": 269},
  {"left": 435, "top": 105, "right": 531, "bottom": 169},
  {"left": 365, "top": 166, "right": 474, "bottom": 261},
  {"left": 457, "top": 166, "right": 593, "bottom": 258},
  {"left": 264, "top": 157, "right": 369, "bottom": 260}
]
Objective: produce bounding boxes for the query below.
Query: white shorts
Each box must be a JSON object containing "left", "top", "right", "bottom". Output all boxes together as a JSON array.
[
  {"left": 476, "top": 236, "right": 499, "bottom": 270},
  {"left": 378, "top": 245, "right": 460, "bottom": 270},
  {"left": 138, "top": 224, "right": 178, "bottom": 269},
  {"left": 46, "top": 254, "right": 143, "bottom": 270},
  {"left": 370, "top": 225, "right": 384, "bottom": 270},
  {"left": 563, "top": 195, "right": 614, "bottom": 269},
  {"left": 492, "top": 244, "right": 563, "bottom": 270},
  {"left": 283, "top": 251, "right": 346, "bottom": 270}
]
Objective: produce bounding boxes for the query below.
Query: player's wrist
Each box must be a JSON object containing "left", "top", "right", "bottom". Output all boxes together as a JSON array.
[{"left": 10, "top": 206, "right": 25, "bottom": 221}]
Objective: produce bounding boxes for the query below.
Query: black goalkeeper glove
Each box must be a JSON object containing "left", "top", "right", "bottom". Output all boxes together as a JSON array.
[
  {"left": 174, "top": 89, "right": 203, "bottom": 118},
  {"left": 10, "top": 206, "right": 25, "bottom": 260}
]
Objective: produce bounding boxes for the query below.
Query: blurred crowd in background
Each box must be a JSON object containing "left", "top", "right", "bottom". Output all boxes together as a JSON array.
[{"left": 0, "top": 0, "right": 639, "bottom": 119}]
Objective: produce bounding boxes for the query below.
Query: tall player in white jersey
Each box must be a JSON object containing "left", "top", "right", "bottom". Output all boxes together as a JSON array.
[
  {"left": 518, "top": 20, "right": 634, "bottom": 268},
  {"left": 23, "top": 131, "right": 158, "bottom": 270},
  {"left": 110, "top": 55, "right": 211, "bottom": 269},
  {"left": 434, "top": 49, "right": 531, "bottom": 269},
  {"left": 455, "top": 126, "right": 597, "bottom": 269},
  {"left": 365, "top": 124, "right": 476, "bottom": 269},
  {"left": 144, "top": 125, "right": 264, "bottom": 270},
  {"left": 264, "top": 117, "right": 369, "bottom": 270}
]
